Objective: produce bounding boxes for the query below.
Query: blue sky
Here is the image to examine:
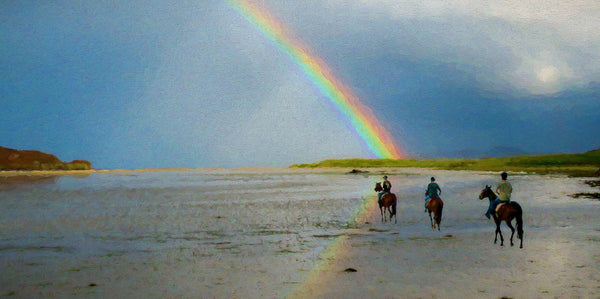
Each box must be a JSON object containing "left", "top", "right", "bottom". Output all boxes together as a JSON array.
[{"left": 2, "top": 1, "right": 599, "bottom": 169}]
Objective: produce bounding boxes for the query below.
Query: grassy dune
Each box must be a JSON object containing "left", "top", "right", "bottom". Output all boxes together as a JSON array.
[{"left": 291, "top": 149, "right": 600, "bottom": 177}]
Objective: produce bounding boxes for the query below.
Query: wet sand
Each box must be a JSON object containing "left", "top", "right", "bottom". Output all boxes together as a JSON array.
[{"left": 0, "top": 168, "right": 598, "bottom": 298}]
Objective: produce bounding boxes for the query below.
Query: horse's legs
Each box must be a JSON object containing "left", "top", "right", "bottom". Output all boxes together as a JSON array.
[
  {"left": 519, "top": 234, "right": 523, "bottom": 249},
  {"left": 380, "top": 206, "right": 384, "bottom": 222},
  {"left": 428, "top": 211, "right": 434, "bottom": 230},
  {"left": 493, "top": 218, "right": 499, "bottom": 244},
  {"left": 506, "top": 219, "right": 516, "bottom": 247},
  {"left": 386, "top": 206, "right": 390, "bottom": 222},
  {"left": 383, "top": 206, "right": 392, "bottom": 222},
  {"left": 495, "top": 220, "right": 504, "bottom": 246}
]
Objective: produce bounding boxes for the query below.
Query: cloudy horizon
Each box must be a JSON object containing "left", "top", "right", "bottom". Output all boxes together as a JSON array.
[{"left": 2, "top": 1, "right": 598, "bottom": 169}]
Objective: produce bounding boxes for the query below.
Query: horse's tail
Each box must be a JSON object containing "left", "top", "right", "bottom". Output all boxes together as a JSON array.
[
  {"left": 435, "top": 199, "right": 443, "bottom": 224},
  {"left": 513, "top": 202, "right": 524, "bottom": 240}
]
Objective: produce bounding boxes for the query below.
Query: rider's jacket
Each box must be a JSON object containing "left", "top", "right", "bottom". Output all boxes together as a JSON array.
[
  {"left": 427, "top": 182, "right": 441, "bottom": 198},
  {"left": 497, "top": 181, "right": 512, "bottom": 202},
  {"left": 383, "top": 180, "right": 391, "bottom": 193}
]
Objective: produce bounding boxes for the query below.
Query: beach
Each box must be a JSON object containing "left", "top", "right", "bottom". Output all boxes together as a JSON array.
[{"left": 1, "top": 168, "right": 598, "bottom": 298}]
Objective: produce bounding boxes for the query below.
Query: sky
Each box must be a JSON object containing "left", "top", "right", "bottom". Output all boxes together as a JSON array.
[{"left": 2, "top": 0, "right": 599, "bottom": 169}]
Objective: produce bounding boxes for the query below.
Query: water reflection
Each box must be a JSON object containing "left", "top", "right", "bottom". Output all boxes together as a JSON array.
[
  {"left": 0, "top": 175, "right": 59, "bottom": 189},
  {"left": 0, "top": 173, "right": 91, "bottom": 191}
]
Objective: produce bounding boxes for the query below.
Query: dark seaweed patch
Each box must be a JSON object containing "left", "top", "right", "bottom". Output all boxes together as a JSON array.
[{"left": 570, "top": 193, "right": 600, "bottom": 200}]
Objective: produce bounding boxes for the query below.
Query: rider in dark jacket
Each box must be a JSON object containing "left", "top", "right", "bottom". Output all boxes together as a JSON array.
[
  {"left": 424, "top": 177, "right": 441, "bottom": 211},
  {"left": 378, "top": 175, "right": 392, "bottom": 204}
]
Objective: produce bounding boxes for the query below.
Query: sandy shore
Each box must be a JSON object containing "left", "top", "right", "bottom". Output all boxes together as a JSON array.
[
  {"left": 0, "top": 169, "right": 598, "bottom": 298},
  {"left": 289, "top": 216, "right": 600, "bottom": 299},
  {"left": 289, "top": 173, "right": 600, "bottom": 299}
]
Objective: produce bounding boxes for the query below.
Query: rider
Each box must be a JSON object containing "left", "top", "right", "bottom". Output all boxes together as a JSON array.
[
  {"left": 424, "top": 177, "right": 441, "bottom": 211},
  {"left": 378, "top": 175, "right": 392, "bottom": 205},
  {"left": 485, "top": 171, "right": 512, "bottom": 219}
]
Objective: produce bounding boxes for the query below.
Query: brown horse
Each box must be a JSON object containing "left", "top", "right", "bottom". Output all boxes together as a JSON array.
[
  {"left": 479, "top": 185, "right": 524, "bottom": 248},
  {"left": 375, "top": 182, "right": 397, "bottom": 223},
  {"left": 425, "top": 195, "right": 443, "bottom": 231}
]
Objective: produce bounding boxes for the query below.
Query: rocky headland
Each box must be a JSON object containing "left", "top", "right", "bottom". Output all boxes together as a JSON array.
[{"left": 0, "top": 146, "right": 91, "bottom": 170}]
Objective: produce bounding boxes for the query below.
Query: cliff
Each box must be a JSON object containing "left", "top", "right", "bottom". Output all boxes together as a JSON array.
[{"left": 0, "top": 146, "right": 92, "bottom": 170}]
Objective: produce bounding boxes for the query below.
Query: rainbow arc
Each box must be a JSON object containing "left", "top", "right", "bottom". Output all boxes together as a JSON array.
[{"left": 227, "top": 0, "right": 404, "bottom": 159}]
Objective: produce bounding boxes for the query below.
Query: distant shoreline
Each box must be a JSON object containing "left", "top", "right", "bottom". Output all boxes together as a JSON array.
[
  {"left": 1, "top": 149, "right": 598, "bottom": 178},
  {"left": 0, "top": 166, "right": 591, "bottom": 179},
  {"left": 291, "top": 150, "right": 600, "bottom": 177},
  {"left": 0, "top": 167, "right": 309, "bottom": 177},
  {"left": 0, "top": 167, "right": 490, "bottom": 178}
]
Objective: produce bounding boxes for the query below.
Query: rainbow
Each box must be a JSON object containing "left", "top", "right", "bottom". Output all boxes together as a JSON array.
[
  {"left": 288, "top": 182, "right": 381, "bottom": 297},
  {"left": 226, "top": 0, "right": 404, "bottom": 159}
]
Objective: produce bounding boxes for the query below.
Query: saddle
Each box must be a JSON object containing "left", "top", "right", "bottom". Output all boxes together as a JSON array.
[
  {"left": 494, "top": 201, "right": 509, "bottom": 217},
  {"left": 425, "top": 196, "right": 440, "bottom": 209},
  {"left": 495, "top": 202, "right": 509, "bottom": 212},
  {"left": 377, "top": 191, "right": 389, "bottom": 205}
]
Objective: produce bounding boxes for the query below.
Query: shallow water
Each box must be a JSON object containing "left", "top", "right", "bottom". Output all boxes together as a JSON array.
[
  {"left": 1, "top": 168, "right": 597, "bottom": 297},
  {"left": 1, "top": 170, "right": 360, "bottom": 252}
]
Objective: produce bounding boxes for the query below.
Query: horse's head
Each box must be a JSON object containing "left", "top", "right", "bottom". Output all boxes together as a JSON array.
[
  {"left": 374, "top": 182, "right": 383, "bottom": 192},
  {"left": 479, "top": 185, "right": 494, "bottom": 200}
]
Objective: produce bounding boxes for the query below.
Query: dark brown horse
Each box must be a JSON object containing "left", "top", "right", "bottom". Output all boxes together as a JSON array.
[
  {"left": 375, "top": 182, "right": 397, "bottom": 223},
  {"left": 479, "top": 185, "right": 524, "bottom": 248},
  {"left": 425, "top": 195, "right": 443, "bottom": 231}
]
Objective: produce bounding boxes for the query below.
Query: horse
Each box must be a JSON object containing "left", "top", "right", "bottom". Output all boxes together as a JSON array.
[
  {"left": 425, "top": 194, "right": 443, "bottom": 231},
  {"left": 374, "top": 182, "right": 397, "bottom": 223},
  {"left": 479, "top": 185, "right": 524, "bottom": 248}
]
